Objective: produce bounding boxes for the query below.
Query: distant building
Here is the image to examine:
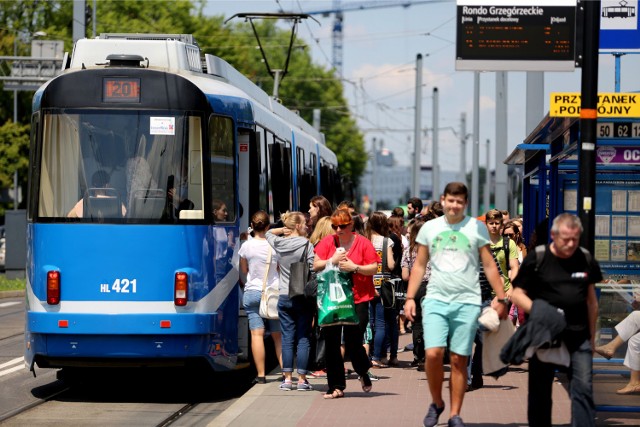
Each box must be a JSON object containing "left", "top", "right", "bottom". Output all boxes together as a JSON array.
[{"left": 358, "top": 147, "right": 457, "bottom": 211}]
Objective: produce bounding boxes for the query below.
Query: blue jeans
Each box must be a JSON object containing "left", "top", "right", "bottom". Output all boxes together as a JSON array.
[
  {"left": 278, "top": 295, "right": 313, "bottom": 374},
  {"left": 242, "top": 289, "right": 280, "bottom": 332},
  {"left": 528, "top": 339, "right": 595, "bottom": 427},
  {"left": 370, "top": 297, "right": 398, "bottom": 361}
]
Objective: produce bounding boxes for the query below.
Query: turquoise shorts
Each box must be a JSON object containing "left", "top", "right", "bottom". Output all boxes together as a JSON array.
[{"left": 422, "top": 298, "right": 481, "bottom": 356}]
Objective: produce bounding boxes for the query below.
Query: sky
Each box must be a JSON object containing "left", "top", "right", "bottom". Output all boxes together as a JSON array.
[{"left": 204, "top": 0, "right": 640, "bottom": 174}]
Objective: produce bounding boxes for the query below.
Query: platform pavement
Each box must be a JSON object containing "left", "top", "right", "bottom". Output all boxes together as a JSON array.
[
  {"left": 3, "top": 291, "right": 638, "bottom": 425},
  {"left": 211, "top": 333, "right": 640, "bottom": 427}
]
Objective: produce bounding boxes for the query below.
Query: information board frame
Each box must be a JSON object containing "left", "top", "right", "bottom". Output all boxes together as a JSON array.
[{"left": 456, "top": 0, "right": 577, "bottom": 71}]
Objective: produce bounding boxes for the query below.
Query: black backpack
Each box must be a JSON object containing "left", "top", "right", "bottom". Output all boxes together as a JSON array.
[{"left": 533, "top": 244, "right": 591, "bottom": 272}]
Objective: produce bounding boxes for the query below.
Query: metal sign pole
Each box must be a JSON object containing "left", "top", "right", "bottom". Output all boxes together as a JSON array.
[{"left": 578, "top": 0, "right": 601, "bottom": 252}]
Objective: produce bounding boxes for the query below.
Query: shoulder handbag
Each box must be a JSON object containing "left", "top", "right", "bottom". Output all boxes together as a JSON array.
[
  {"left": 289, "top": 243, "right": 310, "bottom": 298},
  {"left": 259, "top": 246, "right": 279, "bottom": 319},
  {"left": 379, "top": 237, "right": 397, "bottom": 309}
]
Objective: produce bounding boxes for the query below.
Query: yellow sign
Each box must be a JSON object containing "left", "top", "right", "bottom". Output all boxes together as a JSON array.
[{"left": 550, "top": 93, "right": 640, "bottom": 117}]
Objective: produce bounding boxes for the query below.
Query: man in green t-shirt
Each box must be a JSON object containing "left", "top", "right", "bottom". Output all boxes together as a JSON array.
[
  {"left": 404, "top": 184, "right": 508, "bottom": 427},
  {"left": 485, "top": 209, "right": 520, "bottom": 297}
]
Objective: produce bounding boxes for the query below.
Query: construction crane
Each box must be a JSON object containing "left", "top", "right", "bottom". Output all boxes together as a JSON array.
[{"left": 297, "top": 0, "right": 449, "bottom": 77}]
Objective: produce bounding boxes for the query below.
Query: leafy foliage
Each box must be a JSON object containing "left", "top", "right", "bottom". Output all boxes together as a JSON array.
[
  {"left": 0, "top": 121, "right": 29, "bottom": 212},
  {"left": 0, "top": 0, "right": 366, "bottom": 214}
]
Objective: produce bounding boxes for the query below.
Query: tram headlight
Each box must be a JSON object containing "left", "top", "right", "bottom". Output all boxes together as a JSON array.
[
  {"left": 47, "top": 270, "right": 61, "bottom": 305},
  {"left": 174, "top": 272, "right": 188, "bottom": 306}
]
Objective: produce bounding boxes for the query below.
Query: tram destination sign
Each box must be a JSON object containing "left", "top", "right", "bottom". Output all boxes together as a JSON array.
[
  {"left": 456, "top": 0, "right": 576, "bottom": 71},
  {"left": 550, "top": 93, "right": 640, "bottom": 118}
]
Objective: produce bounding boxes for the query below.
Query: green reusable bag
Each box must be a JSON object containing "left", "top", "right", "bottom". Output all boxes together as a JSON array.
[{"left": 317, "top": 266, "right": 359, "bottom": 327}]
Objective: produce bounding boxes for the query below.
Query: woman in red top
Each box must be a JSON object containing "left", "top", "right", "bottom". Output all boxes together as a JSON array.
[{"left": 313, "top": 209, "right": 379, "bottom": 399}]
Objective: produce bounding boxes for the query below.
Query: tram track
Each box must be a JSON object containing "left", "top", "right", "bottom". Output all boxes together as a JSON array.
[
  {"left": 0, "top": 366, "right": 252, "bottom": 426},
  {"left": 156, "top": 402, "right": 199, "bottom": 427},
  {"left": 0, "top": 381, "right": 70, "bottom": 424}
]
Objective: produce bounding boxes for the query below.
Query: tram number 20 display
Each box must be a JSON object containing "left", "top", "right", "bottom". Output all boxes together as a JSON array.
[{"left": 597, "top": 122, "right": 640, "bottom": 139}]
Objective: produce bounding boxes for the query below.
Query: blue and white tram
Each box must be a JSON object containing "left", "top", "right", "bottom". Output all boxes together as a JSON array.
[{"left": 24, "top": 34, "right": 343, "bottom": 373}]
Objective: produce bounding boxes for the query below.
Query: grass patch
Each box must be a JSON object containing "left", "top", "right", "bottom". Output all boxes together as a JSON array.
[{"left": 0, "top": 276, "right": 26, "bottom": 292}]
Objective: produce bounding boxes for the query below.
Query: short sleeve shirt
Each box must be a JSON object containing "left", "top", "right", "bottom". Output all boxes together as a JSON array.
[
  {"left": 490, "top": 237, "right": 519, "bottom": 291},
  {"left": 238, "top": 239, "right": 279, "bottom": 292},
  {"left": 402, "top": 246, "right": 431, "bottom": 283},
  {"left": 416, "top": 215, "right": 491, "bottom": 305},
  {"left": 513, "top": 245, "right": 603, "bottom": 350},
  {"left": 370, "top": 235, "right": 394, "bottom": 289},
  {"left": 315, "top": 234, "right": 379, "bottom": 304}
]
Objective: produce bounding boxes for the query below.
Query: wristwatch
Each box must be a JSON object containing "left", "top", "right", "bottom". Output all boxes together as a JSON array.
[
  {"left": 354, "top": 266, "right": 360, "bottom": 274},
  {"left": 497, "top": 297, "right": 509, "bottom": 304}
]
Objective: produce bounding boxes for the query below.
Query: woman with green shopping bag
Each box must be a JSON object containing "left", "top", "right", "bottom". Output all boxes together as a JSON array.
[{"left": 313, "top": 208, "right": 379, "bottom": 399}]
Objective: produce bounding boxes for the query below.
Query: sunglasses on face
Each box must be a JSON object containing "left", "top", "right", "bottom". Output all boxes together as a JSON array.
[
  {"left": 503, "top": 232, "right": 515, "bottom": 237},
  {"left": 331, "top": 222, "right": 352, "bottom": 230}
]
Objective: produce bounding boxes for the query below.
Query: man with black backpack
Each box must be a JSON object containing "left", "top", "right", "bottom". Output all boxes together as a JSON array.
[{"left": 508, "top": 213, "right": 602, "bottom": 427}]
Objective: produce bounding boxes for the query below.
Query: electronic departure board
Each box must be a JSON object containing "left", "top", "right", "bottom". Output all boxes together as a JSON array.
[{"left": 456, "top": 1, "right": 576, "bottom": 72}]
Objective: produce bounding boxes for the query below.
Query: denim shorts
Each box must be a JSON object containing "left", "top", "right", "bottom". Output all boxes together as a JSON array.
[
  {"left": 422, "top": 298, "right": 481, "bottom": 356},
  {"left": 243, "top": 289, "right": 281, "bottom": 332}
]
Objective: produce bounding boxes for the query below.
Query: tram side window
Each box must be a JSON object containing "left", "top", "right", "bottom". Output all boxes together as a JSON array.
[
  {"left": 309, "top": 152, "right": 318, "bottom": 196},
  {"left": 256, "top": 127, "right": 269, "bottom": 215},
  {"left": 269, "top": 139, "right": 292, "bottom": 216},
  {"left": 28, "top": 114, "right": 40, "bottom": 221},
  {"left": 265, "top": 131, "right": 277, "bottom": 221},
  {"left": 209, "top": 115, "right": 236, "bottom": 222}
]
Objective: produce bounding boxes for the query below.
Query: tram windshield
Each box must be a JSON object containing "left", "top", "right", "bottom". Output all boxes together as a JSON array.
[{"left": 36, "top": 109, "right": 205, "bottom": 222}]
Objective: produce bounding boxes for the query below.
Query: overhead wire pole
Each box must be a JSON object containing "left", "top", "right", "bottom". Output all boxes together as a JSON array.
[
  {"left": 484, "top": 139, "right": 490, "bottom": 213},
  {"left": 413, "top": 54, "right": 423, "bottom": 198},
  {"left": 432, "top": 87, "right": 439, "bottom": 199},
  {"left": 471, "top": 71, "right": 480, "bottom": 217},
  {"left": 578, "top": 0, "right": 601, "bottom": 252},
  {"left": 459, "top": 112, "right": 467, "bottom": 184}
]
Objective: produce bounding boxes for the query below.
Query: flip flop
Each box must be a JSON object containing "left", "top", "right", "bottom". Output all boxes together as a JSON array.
[{"left": 323, "top": 389, "right": 344, "bottom": 399}]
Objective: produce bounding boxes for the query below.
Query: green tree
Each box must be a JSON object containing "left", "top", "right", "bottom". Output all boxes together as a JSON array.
[
  {"left": 0, "top": 120, "right": 29, "bottom": 212},
  {"left": 0, "top": 1, "right": 367, "bottom": 210},
  {"left": 204, "top": 19, "right": 367, "bottom": 186}
]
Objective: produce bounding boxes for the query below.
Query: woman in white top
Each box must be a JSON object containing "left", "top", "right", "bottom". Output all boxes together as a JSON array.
[{"left": 239, "top": 211, "right": 282, "bottom": 384}]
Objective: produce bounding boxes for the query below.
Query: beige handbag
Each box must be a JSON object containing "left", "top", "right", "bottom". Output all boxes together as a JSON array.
[{"left": 258, "top": 246, "right": 279, "bottom": 319}]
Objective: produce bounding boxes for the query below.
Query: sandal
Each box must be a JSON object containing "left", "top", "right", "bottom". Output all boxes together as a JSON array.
[
  {"left": 371, "top": 360, "right": 388, "bottom": 368},
  {"left": 360, "top": 374, "right": 372, "bottom": 393},
  {"left": 323, "top": 389, "right": 345, "bottom": 399}
]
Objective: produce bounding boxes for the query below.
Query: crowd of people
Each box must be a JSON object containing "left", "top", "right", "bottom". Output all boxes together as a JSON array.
[{"left": 235, "top": 182, "right": 635, "bottom": 427}]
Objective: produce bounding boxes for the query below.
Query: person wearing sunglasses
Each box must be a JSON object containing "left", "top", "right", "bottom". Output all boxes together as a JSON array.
[
  {"left": 313, "top": 208, "right": 379, "bottom": 399},
  {"left": 503, "top": 220, "right": 527, "bottom": 264}
]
